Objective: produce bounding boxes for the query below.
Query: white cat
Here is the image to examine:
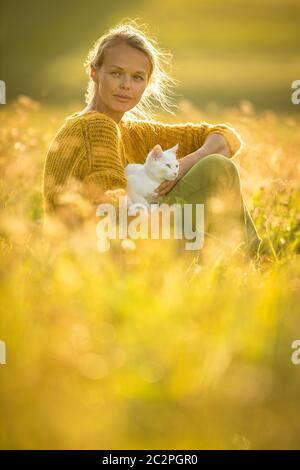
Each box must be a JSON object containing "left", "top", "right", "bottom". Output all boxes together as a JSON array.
[{"left": 125, "top": 143, "right": 179, "bottom": 208}]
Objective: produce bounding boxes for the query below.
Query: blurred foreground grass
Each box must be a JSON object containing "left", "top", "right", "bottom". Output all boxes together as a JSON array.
[{"left": 0, "top": 97, "right": 300, "bottom": 449}]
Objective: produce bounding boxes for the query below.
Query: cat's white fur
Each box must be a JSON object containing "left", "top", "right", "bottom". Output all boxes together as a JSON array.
[{"left": 125, "top": 143, "right": 179, "bottom": 207}]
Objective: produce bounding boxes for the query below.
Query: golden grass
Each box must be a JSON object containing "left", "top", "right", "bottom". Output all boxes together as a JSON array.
[{"left": 0, "top": 96, "right": 299, "bottom": 449}]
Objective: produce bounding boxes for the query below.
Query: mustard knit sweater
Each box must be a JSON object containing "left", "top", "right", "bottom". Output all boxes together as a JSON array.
[{"left": 43, "top": 110, "right": 243, "bottom": 214}]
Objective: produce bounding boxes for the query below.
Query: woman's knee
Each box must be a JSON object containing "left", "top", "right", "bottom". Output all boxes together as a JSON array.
[
  {"left": 201, "top": 153, "right": 237, "bottom": 170},
  {"left": 193, "top": 153, "right": 240, "bottom": 191},
  {"left": 200, "top": 153, "right": 239, "bottom": 178}
]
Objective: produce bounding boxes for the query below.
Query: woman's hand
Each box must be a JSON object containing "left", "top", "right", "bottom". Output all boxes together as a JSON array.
[{"left": 154, "top": 154, "right": 196, "bottom": 197}]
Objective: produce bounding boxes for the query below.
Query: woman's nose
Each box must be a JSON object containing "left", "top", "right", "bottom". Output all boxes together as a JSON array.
[{"left": 121, "top": 76, "right": 131, "bottom": 87}]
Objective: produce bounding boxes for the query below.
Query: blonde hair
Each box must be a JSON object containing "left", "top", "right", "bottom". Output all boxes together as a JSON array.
[{"left": 83, "top": 18, "right": 180, "bottom": 122}]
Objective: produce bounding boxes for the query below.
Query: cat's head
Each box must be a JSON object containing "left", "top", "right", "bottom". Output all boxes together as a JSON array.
[{"left": 146, "top": 143, "right": 179, "bottom": 181}]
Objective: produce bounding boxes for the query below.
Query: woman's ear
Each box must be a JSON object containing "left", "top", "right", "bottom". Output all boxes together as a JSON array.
[{"left": 90, "top": 66, "right": 97, "bottom": 82}]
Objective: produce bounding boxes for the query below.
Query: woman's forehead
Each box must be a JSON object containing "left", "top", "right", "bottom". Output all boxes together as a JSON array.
[{"left": 104, "top": 44, "right": 150, "bottom": 73}]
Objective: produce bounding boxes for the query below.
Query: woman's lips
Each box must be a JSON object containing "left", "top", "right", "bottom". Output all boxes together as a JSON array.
[{"left": 114, "top": 95, "right": 131, "bottom": 102}]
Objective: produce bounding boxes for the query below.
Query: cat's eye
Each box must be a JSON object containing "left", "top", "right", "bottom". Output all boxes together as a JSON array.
[{"left": 166, "top": 164, "right": 171, "bottom": 168}]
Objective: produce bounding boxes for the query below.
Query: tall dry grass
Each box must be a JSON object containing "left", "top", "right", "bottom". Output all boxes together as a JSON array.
[{"left": 0, "top": 96, "right": 299, "bottom": 449}]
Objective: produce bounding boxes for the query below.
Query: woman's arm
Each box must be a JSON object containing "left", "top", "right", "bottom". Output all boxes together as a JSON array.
[
  {"left": 43, "top": 114, "right": 127, "bottom": 226},
  {"left": 184, "top": 132, "right": 232, "bottom": 163},
  {"left": 128, "top": 119, "right": 244, "bottom": 161},
  {"left": 127, "top": 118, "right": 244, "bottom": 196},
  {"left": 43, "top": 119, "right": 87, "bottom": 215},
  {"left": 81, "top": 113, "right": 127, "bottom": 205}
]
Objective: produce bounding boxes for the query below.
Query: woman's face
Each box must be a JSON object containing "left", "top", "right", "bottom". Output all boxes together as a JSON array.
[{"left": 92, "top": 42, "right": 151, "bottom": 122}]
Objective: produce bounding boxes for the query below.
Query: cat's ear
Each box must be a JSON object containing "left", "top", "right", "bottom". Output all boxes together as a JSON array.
[
  {"left": 151, "top": 144, "right": 163, "bottom": 160},
  {"left": 168, "top": 143, "right": 179, "bottom": 154}
]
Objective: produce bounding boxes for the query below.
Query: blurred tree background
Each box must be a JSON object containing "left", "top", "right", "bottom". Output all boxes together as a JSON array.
[{"left": 1, "top": 0, "right": 300, "bottom": 112}]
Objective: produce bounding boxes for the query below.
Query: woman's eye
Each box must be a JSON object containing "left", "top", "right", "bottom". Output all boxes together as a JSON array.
[{"left": 111, "top": 72, "right": 143, "bottom": 81}]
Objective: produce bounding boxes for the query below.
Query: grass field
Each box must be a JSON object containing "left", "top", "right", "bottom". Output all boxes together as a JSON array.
[{"left": 0, "top": 96, "right": 300, "bottom": 449}]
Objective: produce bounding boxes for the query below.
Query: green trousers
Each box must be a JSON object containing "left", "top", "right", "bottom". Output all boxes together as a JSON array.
[{"left": 158, "top": 154, "right": 262, "bottom": 259}]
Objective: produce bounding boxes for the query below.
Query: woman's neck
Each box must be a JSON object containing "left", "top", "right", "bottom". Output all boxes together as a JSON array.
[{"left": 86, "top": 96, "right": 123, "bottom": 124}]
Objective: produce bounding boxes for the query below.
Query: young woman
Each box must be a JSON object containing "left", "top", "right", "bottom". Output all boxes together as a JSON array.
[{"left": 43, "top": 20, "right": 262, "bottom": 259}]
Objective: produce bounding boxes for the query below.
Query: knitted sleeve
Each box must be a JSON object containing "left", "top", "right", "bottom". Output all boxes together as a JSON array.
[
  {"left": 43, "top": 118, "right": 87, "bottom": 214},
  {"left": 81, "top": 113, "right": 127, "bottom": 205},
  {"left": 130, "top": 119, "right": 244, "bottom": 160},
  {"left": 43, "top": 113, "right": 127, "bottom": 214}
]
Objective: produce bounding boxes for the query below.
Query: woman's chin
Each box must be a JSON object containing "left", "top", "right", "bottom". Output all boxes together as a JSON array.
[
  {"left": 113, "top": 104, "right": 133, "bottom": 114},
  {"left": 112, "top": 97, "right": 134, "bottom": 109}
]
